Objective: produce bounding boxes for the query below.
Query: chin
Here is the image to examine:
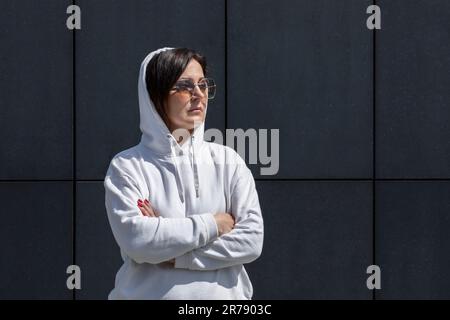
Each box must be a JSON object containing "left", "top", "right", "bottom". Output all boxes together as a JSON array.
[
  {"left": 186, "top": 114, "right": 204, "bottom": 123},
  {"left": 177, "top": 117, "right": 203, "bottom": 131}
]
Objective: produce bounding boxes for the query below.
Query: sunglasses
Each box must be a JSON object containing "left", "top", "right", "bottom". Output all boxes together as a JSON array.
[{"left": 171, "top": 78, "right": 216, "bottom": 100}]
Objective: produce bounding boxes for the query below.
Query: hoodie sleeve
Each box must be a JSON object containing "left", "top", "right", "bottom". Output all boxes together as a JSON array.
[
  {"left": 104, "top": 158, "right": 218, "bottom": 265},
  {"left": 173, "top": 161, "right": 264, "bottom": 271}
]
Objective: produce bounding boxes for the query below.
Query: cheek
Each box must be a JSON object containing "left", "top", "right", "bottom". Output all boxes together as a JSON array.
[{"left": 166, "top": 96, "right": 187, "bottom": 120}]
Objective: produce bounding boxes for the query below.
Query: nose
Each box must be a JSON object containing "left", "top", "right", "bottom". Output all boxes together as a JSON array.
[{"left": 191, "top": 84, "right": 205, "bottom": 100}]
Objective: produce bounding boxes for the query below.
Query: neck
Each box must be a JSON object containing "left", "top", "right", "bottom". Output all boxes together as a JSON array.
[{"left": 169, "top": 126, "right": 193, "bottom": 146}]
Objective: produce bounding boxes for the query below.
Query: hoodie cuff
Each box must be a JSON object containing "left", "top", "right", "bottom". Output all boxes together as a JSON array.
[{"left": 199, "top": 213, "right": 219, "bottom": 244}]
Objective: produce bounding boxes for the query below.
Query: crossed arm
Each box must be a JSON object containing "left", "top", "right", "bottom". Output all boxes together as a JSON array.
[
  {"left": 137, "top": 199, "right": 235, "bottom": 265},
  {"left": 173, "top": 164, "right": 264, "bottom": 271},
  {"left": 105, "top": 159, "right": 264, "bottom": 271}
]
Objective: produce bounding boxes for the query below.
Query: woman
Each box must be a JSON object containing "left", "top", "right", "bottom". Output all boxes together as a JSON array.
[{"left": 104, "top": 47, "right": 264, "bottom": 300}]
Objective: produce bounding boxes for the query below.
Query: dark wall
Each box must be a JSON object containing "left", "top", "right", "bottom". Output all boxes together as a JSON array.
[{"left": 0, "top": 0, "right": 449, "bottom": 299}]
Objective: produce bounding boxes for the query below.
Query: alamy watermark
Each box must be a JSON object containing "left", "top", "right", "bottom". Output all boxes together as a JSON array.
[
  {"left": 172, "top": 122, "right": 280, "bottom": 176},
  {"left": 66, "top": 265, "right": 81, "bottom": 290},
  {"left": 366, "top": 265, "right": 381, "bottom": 290}
]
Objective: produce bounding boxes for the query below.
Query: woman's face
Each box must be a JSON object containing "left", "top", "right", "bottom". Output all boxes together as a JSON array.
[{"left": 164, "top": 59, "right": 207, "bottom": 134}]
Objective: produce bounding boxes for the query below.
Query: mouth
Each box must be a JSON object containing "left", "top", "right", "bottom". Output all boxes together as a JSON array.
[{"left": 187, "top": 107, "right": 203, "bottom": 113}]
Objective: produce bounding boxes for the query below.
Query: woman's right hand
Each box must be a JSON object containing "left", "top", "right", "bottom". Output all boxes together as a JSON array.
[{"left": 213, "top": 212, "right": 235, "bottom": 236}]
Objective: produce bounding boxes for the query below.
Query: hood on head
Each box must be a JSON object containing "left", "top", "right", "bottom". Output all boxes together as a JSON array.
[{"left": 138, "top": 47, "right": 207, "bottom": 155}]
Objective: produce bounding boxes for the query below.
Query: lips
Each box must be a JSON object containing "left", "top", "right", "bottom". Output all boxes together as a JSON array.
[{"left": 188, "top": 107, "right": 202, "bottom": 112}]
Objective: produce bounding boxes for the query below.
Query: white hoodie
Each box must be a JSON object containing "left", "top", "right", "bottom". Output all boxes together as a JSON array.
[{"left": 104, "top": 47, "right": 264, "bottom": 300}]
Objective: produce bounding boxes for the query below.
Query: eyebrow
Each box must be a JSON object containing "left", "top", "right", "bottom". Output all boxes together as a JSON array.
[{"left": 179, "top": 76, "right": 205, "bottom": 81}]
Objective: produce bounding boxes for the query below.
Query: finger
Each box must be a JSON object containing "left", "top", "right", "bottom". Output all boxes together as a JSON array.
[
  {"left": 138, "top": 199, "right": 152, "bottom": 217},
  {"left": 144, "top": 199, "right": 159, "bottom": 217},
  {"left": 138, "top": 205, "right": 150, "bottom": 217},
  {"left": 142, "top": 203, "right": 154, "bottom": 217},
  {"left": 141, "top": 201, "right": 156, "bottom": 217},
  {"left": 150, "top": 207, "right": 159, "bottom": 217}
]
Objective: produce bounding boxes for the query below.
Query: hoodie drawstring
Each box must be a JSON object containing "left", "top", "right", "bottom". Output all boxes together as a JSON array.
[
  {"left": 191, "top": 135, "right": 200, "bottom": 198},
  {"left": 167, "top": 134, "right": 185, "bottom": 203}
]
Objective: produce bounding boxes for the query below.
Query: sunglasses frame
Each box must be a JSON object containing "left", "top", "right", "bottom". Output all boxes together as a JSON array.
[{"left": 171, "top": 78, "right": 216, "bottom": 100}]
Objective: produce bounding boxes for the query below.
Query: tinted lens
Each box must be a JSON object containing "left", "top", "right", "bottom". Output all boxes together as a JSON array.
[
  {"left": 198, "top": 80, "right": 208, "bottom": 92},
  {"left": 174, "top": 79, "right": 216, "bottom": 99},
  {"left": 172, "top": 81, "right": 194, "bottom": 99},
  {"left": 177, "top": 81, "right": 194, "bottom": 92},
  {"left": 205, "top": 78, "right": 216, "bottom": 99}
]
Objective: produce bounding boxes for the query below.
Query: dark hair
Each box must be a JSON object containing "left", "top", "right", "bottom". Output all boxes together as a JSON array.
[{"left": 145, "top": 48, "right": 207, "bottom": 124}]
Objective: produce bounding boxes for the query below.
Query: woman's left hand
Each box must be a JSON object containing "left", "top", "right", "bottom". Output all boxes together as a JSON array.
[{"left": 137, "top": 198, "right": 159, "bottom": 217}]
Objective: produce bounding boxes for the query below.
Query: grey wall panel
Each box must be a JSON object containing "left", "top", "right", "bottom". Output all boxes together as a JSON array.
[
  {"left": 0, "top": 182, "right": 72, "bottom": 299},
  {"left": 247, "top": 181, "right": 372, "bottom": 299},
  {"left": 0, "top": 0, "right": 73, "bottom": 179},
  {"left": 228, "top": 0, "right": 373, "bottom": 179},
  {"left": 76, "top": 182, "right": 122, "bottom": 299},
  {"left": 377, "top": 0, "right": 450, "bottom": 178},
  {"left": 1, "top": 0, "right": 449, "bottom": 300},
  {"left": 376, "top": 181, "right": 450, "bottom": 299},
  {"left": 76, "top": 0, "right": 225, "bottom": 180}
]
